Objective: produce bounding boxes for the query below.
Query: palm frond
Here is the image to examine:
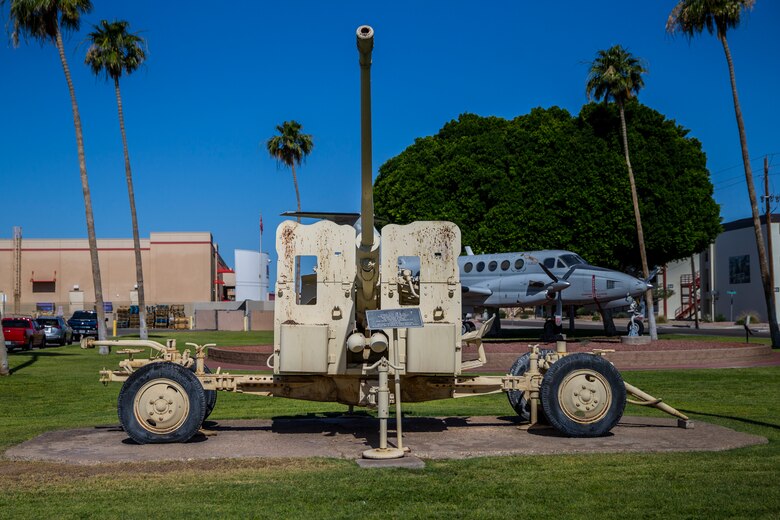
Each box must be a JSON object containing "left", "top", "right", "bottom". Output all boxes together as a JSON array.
[
  {"left": 84, "top": 18, "right": 146, "bottom": 81},
  {"left": 666, "top": 0, "right": 755, "bottom": 39}
]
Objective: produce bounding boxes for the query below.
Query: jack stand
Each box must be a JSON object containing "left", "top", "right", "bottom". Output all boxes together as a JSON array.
[{"left": 363, "top": 357, "right": 404, "bottom": 460}]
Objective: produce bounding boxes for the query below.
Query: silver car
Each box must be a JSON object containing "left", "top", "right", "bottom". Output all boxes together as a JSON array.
[{"left": 37, "top": 316, "right": 74, "bottom": 346}]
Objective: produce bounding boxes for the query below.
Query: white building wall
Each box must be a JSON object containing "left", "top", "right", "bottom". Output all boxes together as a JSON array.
[{"left": 712, "top": 216, "right": 780, "bottom": 323}]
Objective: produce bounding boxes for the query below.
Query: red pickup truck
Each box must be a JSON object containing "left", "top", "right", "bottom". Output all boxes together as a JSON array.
[{"left": 2, "top": 317, "right": 46, "bottom": 351}]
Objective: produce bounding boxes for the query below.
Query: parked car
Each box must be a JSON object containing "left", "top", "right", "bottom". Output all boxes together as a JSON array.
[
  {"left": 67, "top": 310, "right": 98, "bottom": 341},
  {"left": 36, "top": 316, "right": 74, "bottom": 346},
  {"left": 2, "top": 317, "right": 46, "bottom": 351}
]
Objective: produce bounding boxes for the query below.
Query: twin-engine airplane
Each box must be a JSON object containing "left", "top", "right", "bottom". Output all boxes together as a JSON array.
[{"left": 397, "top": 247, "right": 653, "bottom": 334}]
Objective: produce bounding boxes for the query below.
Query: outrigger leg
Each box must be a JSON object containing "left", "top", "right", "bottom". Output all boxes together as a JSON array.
[{"left": 624, "top": 382, "right": 694, "bottom": 429}]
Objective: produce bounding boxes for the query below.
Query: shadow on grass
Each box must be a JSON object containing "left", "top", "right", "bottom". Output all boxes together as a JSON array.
[
  {"left": 682, "top": 409, "right": 780, "bottom": 431},
  {"left": 9, "top": 350, "right": 78, "bottom": 374}
]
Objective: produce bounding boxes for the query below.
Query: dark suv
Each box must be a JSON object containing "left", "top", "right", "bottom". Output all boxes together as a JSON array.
[{"left": 67, "top": 310, "right": 98, "bottom": 341}]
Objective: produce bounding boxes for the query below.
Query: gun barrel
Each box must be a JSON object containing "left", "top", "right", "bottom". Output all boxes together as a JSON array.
[{"left": 357, "top": 25, "right": 374, "bottom": 248}]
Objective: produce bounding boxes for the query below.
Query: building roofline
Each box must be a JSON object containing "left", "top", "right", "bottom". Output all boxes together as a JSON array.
[{"left": 722, "top": 213, "right": 780, "bottom": 232}]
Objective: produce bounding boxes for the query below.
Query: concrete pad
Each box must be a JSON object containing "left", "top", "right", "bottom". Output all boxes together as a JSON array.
[{"left": 4, "top": 415, "right": 766, "bottom": 465}]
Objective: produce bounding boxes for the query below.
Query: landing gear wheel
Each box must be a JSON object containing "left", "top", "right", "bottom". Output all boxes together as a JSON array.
[
  {"left": 627, "top": 321, "right": 644, "bottom": 335},
  {"left": 190, "top": 364, "right": 217, "bottom": 420},
  {"left": 542, "top": 320, "right": 562, "bottom": 341},
  {"left": 461, "top": 321, "right": 476, "bottom": 334},
  {"left": 540, "top": 353, "right": 626, "bottom": 437},
  {"left": 507, "top": 350, "right": 552, "bottom": 422},
  {"left": 118, "top": 362, "right": 206, "bottom": 444}
]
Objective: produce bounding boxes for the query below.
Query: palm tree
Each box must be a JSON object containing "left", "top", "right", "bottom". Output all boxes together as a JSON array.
[
  {"left": 85, "top": 20, "right": 148, "bottom": 340},
  {"left": 266, "top": 121, "right": 314, "bottom": 300},
  {"left": 0, "top": 313, "right": 8, "bottom": 376},
  {"left": 668, "top": 1, "right": 779, "bottom": 346},
  {"left": 5, "top": 0, "right": 107, "bottom": 340},
  {"left": 586, "top": 45, "right": 658, "bottom": 340}
]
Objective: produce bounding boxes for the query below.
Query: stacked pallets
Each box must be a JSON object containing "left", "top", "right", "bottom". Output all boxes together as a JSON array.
[
  {"left": 128, "top": 305, "right": 140, "bottom": 329},
  {"left": 154, "top": 305, "right": 169, "bottom": 328},
  {"left": 115, "top": 307, "right": 130, "bottom": 328},
  {"left": 170, "top": 305, "right": 188, "bottom": 329}
]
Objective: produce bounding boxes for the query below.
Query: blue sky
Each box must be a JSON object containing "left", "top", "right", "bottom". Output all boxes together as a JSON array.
[{"left": 1, "top": 1, "right": 778, "bottom": 275}]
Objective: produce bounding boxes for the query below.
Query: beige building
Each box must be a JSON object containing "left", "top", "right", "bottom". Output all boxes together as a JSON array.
[{"left": 0, "top": 231, "right": 231, "bottom": 316}]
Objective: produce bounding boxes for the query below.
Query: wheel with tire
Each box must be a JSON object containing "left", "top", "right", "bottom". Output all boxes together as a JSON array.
[
  {"left": 627, "top": 320, "right": 644, "bottom": 335},
  {"left": 190, "top": 364, "right": 217, "bottom": 420},
  {"left": 506, "top": 350, "right": 552, "bottom": 422},
  {"left": 24, "top": 338, "right": 33, "bottom": 351},
  {"left": 540, "top": 353, "right": 626, "bottom": 437},
  {"left": 118, "top": 362, "right": 206, "bottom": 444}
]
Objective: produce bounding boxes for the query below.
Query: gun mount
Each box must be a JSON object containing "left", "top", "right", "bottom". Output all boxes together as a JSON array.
[{"left": 86, "top": 26, "right": 691, "bottom": 457}]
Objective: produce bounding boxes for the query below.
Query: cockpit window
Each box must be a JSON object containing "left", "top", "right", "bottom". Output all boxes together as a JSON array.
[
  {"left": 559, "top": 254, "right": 587, "bottom": 267},
  {"left": 543, "top": 258, "right": 555, "bottom": 268}
]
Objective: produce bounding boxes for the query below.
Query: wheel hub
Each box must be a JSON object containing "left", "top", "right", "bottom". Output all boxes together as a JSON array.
[
  {"left": 133, "top": 378, "right": 190, "bottom": 434},
  {"left": 558, "top": 369, "right": 612, "bottom": 424}
]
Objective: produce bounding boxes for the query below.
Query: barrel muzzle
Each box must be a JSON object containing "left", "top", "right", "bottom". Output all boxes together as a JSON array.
[{"left": 357, "top": 25, "right": 374, "bottom": 65}]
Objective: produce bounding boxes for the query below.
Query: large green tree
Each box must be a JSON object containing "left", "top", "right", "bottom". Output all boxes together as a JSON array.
[
  {"left": 266, "top": 120, "right": 314, "bottom": 298},
  {"left": 667, "top": 0, "right": 778, "bottom": 345},
  {"left": 85, "top": 20, "right": 148, "bottom": 340},
  {"left": 5, "top": 0, "right": 107, "bottom": 340},
  {"left": 374, "top": 105, "right": 721, "bottom": 275},
  {"left": 586, "top": 45, "right": 658, "bottom": 340}
]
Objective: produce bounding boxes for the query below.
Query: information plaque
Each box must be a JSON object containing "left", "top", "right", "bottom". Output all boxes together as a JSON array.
[{"left": 365, "top": 308, "right": 424, "bottom": 329}]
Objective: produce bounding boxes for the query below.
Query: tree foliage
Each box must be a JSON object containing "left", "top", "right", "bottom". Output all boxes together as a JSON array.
[{"left": 374, "top": 104, "right": 722, "bottom": 272}]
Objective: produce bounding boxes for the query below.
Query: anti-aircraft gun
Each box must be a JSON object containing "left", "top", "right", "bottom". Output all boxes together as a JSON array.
[{"left": 85, "top": 26, "right": 690, "bottom": 457}]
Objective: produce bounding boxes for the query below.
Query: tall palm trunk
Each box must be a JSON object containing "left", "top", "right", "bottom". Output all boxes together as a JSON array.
[
  {"left": 114, "top": 78, "right": 147, "bottom": 340},
  {"left": 0, "top": 318, "right": 8, "bottom": 376},
  {"left": 719, "top": 32, "right": 780, "bottom": 346},
  {"left": 292, "top": 164, "right": 302, "bottom": 303},
  {"left": 618, "top": 102, "right": 658, "bottom": 340},
  {"left": 55, "top": 26, "right": 107, "bottom": 341}
]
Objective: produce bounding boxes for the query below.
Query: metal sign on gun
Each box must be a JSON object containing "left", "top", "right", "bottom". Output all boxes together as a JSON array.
[{"left": 365, "top": 308, "right": 424, "bottom": 329}]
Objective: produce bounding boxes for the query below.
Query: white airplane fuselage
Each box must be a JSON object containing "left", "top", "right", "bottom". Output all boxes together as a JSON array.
[{"left": 455, "top": 250, "right": 650, "bottom": 313}]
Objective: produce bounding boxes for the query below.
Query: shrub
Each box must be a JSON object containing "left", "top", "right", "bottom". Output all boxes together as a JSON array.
[{"left": 715, "top": 313, "right": 727, "bottom": 322}]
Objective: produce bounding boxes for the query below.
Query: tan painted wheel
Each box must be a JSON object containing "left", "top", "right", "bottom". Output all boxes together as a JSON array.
[
  {"left": 556, "top": 369, "right": 612, "bottom": 424},
  {"left": 133, "top": 378, "right": 191, "bottom": 435},
  {"left": 118, "top": 362, "right": 206, "bottom": 444},
  {"left": 540, "top": 353, "right": 626, "bottom": 437}
]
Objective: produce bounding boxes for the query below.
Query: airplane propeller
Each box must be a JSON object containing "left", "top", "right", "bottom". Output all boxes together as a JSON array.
[
  {"left": 529, "top": 257, "right": 570, "bottom": 328},
  {"left": 643, "top": 267, "right": 659, "bottom": 289},
  {"left": 536, "top": 260, "right": 572, "bottom": 298}
]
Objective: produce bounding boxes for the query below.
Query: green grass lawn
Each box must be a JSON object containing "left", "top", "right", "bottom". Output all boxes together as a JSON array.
[{"left": 1, "top": 338, "right": 779, "bottom": 519}]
